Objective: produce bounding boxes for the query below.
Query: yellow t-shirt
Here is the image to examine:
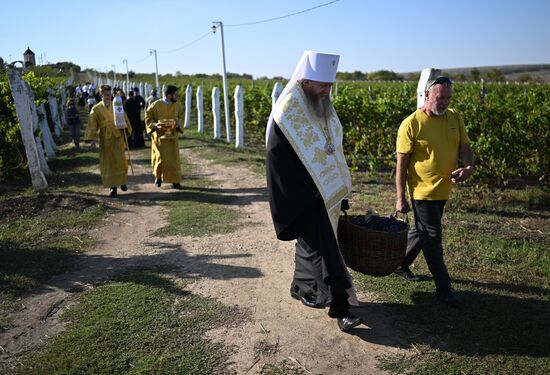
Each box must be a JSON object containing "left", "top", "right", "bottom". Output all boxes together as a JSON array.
[{"left": 396, "top": 108, "right": 470, "bottom": 200}]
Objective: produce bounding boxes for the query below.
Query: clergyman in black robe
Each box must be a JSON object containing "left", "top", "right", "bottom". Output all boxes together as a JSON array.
[
  {"left": 266, "top": 50, "right": 361, "bottom": 332},
  {"left": 124, "top": 91, "right": 145, "bottom": 148}
]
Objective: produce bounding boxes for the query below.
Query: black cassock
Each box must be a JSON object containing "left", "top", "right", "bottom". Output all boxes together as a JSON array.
[
  {"left": 124, "top": 97, "right": 145, "bottom": 148},
  {"left": 266, "top": 122, "right": 350, "bottom": 315}
]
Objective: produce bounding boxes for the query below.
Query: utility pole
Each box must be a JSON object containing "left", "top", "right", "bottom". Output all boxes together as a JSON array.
[
  {"left": 123, "top": 59, "right": 129, "bottom": 94},
  {"left": 212, "top": 21, "right": 231, "bottom": 142},
  {"left": 150, "top": 49, "right": 160, "bottom": 97}
]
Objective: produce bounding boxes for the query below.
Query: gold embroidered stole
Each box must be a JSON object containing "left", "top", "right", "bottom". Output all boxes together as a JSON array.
[{"left": 273, "top": 82, "right": 351, "bottom": 237}]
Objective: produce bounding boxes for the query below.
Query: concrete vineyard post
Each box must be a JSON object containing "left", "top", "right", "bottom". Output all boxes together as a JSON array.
[
  {"left": 7, "top": 69, "right": 48, "bottom": 191},
  {"left": 234, "top": 85, "right": 244, "bottom": 149},
  {"left": 212, "top": 87, "right": 221, "bottom": 140},
  {"left": 196, "top": 86, "right": 204, "bottom": 133}
]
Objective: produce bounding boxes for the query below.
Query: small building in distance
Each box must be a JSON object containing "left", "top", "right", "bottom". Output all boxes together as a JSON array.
[{"left": 23, "top": 47, "right": 36, "bottom": 67}]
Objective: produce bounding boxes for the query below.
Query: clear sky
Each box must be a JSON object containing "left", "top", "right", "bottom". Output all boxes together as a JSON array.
[{"left": 2, "top": 0, "right": 549, "bottom": 79}]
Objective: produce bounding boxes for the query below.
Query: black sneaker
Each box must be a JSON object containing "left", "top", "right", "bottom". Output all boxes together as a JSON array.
[
  {"left": 108, "top": 187, "right": 117, "bottom": 197},
  {"left": 172, "top": 183, "right": 182, "bottom": 189},
  {"left": 393, "top": 266, "right": 420, "bottom": 282},
  {"left": 120, "top": 184, "right": 128, "bottom": 191},
  {"left": 155, "top": 178, "right": 162, "bottom": 187}
]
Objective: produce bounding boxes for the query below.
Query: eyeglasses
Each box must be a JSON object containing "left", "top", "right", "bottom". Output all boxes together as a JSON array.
[{"left": 426, "top": 76, "right": 453, "bottom": 91}]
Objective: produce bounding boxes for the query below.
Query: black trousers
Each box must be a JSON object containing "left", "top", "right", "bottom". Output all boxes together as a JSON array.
[
  {"left": 402, "top": 200, "right": 452, "bottom": 294},
  {"left": 292, "top": 198, "right": 351, "bottom": 317}
]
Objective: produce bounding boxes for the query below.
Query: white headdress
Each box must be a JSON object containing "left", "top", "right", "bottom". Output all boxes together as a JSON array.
[{"left": 266, "top": 50, "right": 340, "bottom": 145}]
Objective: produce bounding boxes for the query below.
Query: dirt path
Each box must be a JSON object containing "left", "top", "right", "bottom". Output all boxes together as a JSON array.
[{"left": 0, "top": 146, "right": 409, "bottom": 374}]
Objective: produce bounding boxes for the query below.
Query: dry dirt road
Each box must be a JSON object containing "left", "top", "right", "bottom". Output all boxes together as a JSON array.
[{"left": 1, "top": 146, "right": 410, "bottom": 374}]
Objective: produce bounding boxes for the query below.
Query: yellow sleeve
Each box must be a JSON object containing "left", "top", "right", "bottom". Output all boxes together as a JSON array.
[
  {"left": 396, "top": 118, "right": 414, "bottom": 154},
  {"left": 84, "top": 107, "right": 99, "bottom": 141},
  {"left": 145, "top": 103, "right": 157, "bottom": 134}
]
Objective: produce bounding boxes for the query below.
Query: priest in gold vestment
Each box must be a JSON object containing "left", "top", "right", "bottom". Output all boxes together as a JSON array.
[
  {"left": 266, "top": 51, "right": 362, "bottom": 332},
  {"left": 145, "top": 85, "right": 184, "bottom": 189},
  {"left": 85, "top": 85, "right": 132, "bottom": 197}
]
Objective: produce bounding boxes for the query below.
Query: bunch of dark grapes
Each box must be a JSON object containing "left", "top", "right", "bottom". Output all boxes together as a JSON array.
[{"left": 350, "top": 215, "right": 407, "bottom": 232}]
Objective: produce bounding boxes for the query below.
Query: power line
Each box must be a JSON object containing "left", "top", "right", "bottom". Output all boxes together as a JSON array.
[
  {"left": 134, "top": 54, "right": 151, "bottom": 63},
  {"left": 159, "top": 31, "right": 213, "bottom": 54},
  {"left": 225, "top": 0, "right": 340, "bottom": 27}
]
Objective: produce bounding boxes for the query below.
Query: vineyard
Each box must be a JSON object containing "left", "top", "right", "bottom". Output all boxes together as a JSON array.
[
  {"left": 155, "top": 76, "right": 550, "bottom": 188},
  {"left": 1, "top": 69, "right": 549, "bottom": 189}
]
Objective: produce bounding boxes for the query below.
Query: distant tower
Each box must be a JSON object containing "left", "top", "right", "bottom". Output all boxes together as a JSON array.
[{"left": 23, "top": 47, "right": 36, "bottom": 67}]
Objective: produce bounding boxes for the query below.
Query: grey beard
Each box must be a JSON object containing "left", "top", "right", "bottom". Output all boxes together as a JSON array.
[
  {"left": 430, "top": 105, "right": 447, "bottom": 116},
  {"left": 305, "top": 92, "right": 332, "bottom": 120}
]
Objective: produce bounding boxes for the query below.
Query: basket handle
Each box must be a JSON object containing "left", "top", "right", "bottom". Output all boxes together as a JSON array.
[{"left": 391, "top": 210, "right": 409, "bottom": 224}]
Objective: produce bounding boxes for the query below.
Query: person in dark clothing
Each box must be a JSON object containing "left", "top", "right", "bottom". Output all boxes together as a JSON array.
[
  {"left": 124, "top": 91, "right": 145, "bottom": 148},
  {"left": 66, "top": 99, "right": 81, "bottom": 149},
  {"left": 265, "top": 50, "right": 361, "bottom": 332},
  {"left": 133, "top": 87, "right": 146, "bottom": 110}
]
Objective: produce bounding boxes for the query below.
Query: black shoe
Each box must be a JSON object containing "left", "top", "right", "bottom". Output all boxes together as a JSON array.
[
  {"left": 172, "top": 183, "right": 182, "bottom": 189},
  {"left": 120, "top": 184, "right": 128, "bottom": 191},
  {"left": 337, "top": 314, "right": 362, "bottom": 332},
  {"left": 155, "top": 178, "right": 162, "bottom": 187},
  {"left": 108, "top": 187, "right": 117, "bottom": 197},
  {"left": 437, "top": 290, "right": 461, "bottom": 308},
  {"left": 393, "top": 266, "right": 420, "bottom": 282},
  {"left": 290, "top": 289, "right": 325, "bottom": 309}
]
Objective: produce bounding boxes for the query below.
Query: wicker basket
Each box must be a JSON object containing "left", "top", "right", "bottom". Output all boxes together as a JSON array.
[{"left": 337, "top": 211, "right": 408, "bottom": 276}]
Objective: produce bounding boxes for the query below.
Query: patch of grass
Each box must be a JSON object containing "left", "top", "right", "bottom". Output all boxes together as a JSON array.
[
  {"left": 47, "top": 152, "right": 102, "bottom": 193},
  {"left": 154, "top": 142, "right": 243, "bottom": 237},
  {"left": 376, "top": 352, "right": 415, "bottom": 374},
  {"left": 156, "top": 190, "right": 240, "bottom": 237},
  {"left": 349, "top": 171, "right": 550, "bottom": 374},
  {"left": 0, "top": 193, "right": 107, "bottom": 332},
  {"left": 0, "top": 197, "right": 106, "bottom": 290},
  {"left": 10, "top": 268, "right": 245, "bottom": 374}
]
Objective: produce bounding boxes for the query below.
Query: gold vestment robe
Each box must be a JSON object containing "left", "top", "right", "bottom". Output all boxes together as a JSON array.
[
  {"left": 145, "top": 100, "right": 184, "bottom": 183},
  {"left": 84, "top": 101, "right": 132, "bottom": 187}
]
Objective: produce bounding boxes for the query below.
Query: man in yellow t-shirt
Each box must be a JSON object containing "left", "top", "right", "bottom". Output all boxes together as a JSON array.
[{"left": 394, "top": 76, "right": 474, "bottom": 307}]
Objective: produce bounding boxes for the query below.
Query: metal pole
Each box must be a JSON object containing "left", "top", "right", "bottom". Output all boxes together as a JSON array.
[
  {"left": 212, "top": 21, "right": 231, "bottom": 142},
  {"left": 150, "top": 49, "right": 160, "bottom": 97},
  {"left": 123, "top": 59, "right": 129, "bottom": 94}
]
